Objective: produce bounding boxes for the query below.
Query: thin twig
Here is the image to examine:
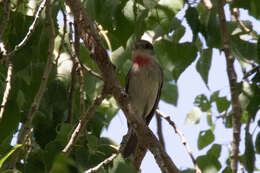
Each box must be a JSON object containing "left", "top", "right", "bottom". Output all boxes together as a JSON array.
[
  {"left": 231, "top": 8, "right": 250, "bottom": 33},
  {"left": 62, "top": 91, "right": 107, "bottom": 153},
  {"left": 156, "top": 113, "right": 165, "bottom": 149},
  {"left": 0, "top": 0, "right": 12, "bottom": 122},
  {"left": 85, "top": 152, "right": 119, "bottom": 173},
  {"left": 217, "top": 1, "right": 242, "bottom": 172},
  {"left": 6, "top": 0, "right": 47, "bottom": 58},
  {"left": 156, "top": 110, "right": 202, "bottom": 173},
  {"left": 243, "top": 65, "right": 259, "bottom": 80},
  {"left": 0, "top": 62, "right": 13, "bottom": 122},
  {"left": 10, "top": 0, "right": 55, "bottom": 168},
  {"left": 81, "top": 64, "right": 103, "bottom": 80}
]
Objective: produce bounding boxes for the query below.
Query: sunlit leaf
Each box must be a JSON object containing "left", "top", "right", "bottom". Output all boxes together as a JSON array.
[
  {"left": 185, "top": 107, "right": 202, "bottom": 124},
  {"left": 0, "top": 144, "right": 22, "bottom": 168}
]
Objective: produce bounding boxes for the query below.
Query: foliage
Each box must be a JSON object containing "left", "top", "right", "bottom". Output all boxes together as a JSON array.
[{"left": 0, "top": 0, "right": 259, "bottom": 172}]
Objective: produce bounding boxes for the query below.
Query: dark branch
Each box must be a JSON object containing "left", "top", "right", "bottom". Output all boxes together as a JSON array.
[{"left": 217, "top": 1, "right": 242, "bottom": 172}]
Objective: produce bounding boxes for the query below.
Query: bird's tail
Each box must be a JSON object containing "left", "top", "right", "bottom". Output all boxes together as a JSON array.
[{"left": 121, "top": 129, "right": 138, "bottom": 158}]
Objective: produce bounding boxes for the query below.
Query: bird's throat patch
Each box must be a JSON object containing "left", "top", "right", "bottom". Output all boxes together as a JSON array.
[{"left": 133, "top": 56, "right": 151, "bottom": 67}]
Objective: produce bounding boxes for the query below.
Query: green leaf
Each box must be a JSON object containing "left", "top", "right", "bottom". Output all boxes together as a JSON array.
[
  {"left": 196, "top": 154, "right": 221, "bottom": 173},
  {"left": 87, "top": 134, "right": 99, "bottom": 154},
  {"left": 196, "top": 49, "right": 212, "bottom": 86},
  {"left": 161, "top": 82, "right": 178, "bottom": 105},
  {"left": 230, "top": 36, "right": 258, "bottom": 64},
  {"left": 154, "top": 40, "right": 197, "bottom": 80},
  {"left": 244, "top": 132, "right": 255, "bottom": 173},
  {"left": 222, "top": 166, "right": 232, "bottom": 173},
  {"left": 194, "top": 94, "right": 211, "bottom": 112},
  {"left": 198, "top": 129, "right": 215, "bottom": 150},
  {"left": 224, "top": 113, "right": 232, "bottom": 128},
  {"left": 24, "top": 149, "right": 45, "bottom": 173},
  {"left": 16, "top": 89, "right": 26, "bottom": 110},
  {"left": 0, "top": 144, "right": 22, "bottom": 168},
  {"left": 44, "top": 141, "right": 63, "bottom": 171},
  {"left": 185, "top": 7, "right": 200, "bottom": 41},
  {"left": 256, "top": 132, "right": 260, "bottom": 154},
  {"left": 50, "top": 153, "right": 77, "bottom": 173},
  {"left": 109, "top": 154, "right": 136, "bottom": 173},
  {"left": 55, "top": 123, "right": 74, "bottom": 146},
  {"left": 181, "top": 169, "right": 195, "bottom": 173},
  {"left": 215, "top": 96, "right": 230, "bottom": 113},
  {"left": 207, "top": 144, "right": 221, "bottom": 159},
  {"left": 232, "top": 0, "right": 260, "bottom": 19},
  {"left": 185, "top": 107, "right": 202, "bottom": 124}
]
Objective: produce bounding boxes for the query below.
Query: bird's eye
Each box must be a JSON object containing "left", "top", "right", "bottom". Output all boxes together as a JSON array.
[{"left": 144, "top": 43, "right": 153, "bottom": 50}]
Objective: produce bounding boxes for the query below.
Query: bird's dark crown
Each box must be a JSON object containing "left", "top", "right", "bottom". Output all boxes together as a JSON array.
[{"left": 133, "top": 40, "right": 154, "bottom": 51}]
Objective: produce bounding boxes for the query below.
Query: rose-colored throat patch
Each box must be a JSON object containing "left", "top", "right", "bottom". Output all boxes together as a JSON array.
[{"left": 133, "top": 56, "right": 151, "bottom": 67}]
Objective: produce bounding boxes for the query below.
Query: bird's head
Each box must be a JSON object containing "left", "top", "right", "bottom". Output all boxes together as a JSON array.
[{"left": 132, "top": 40, "right": 155, "bottom": 67}]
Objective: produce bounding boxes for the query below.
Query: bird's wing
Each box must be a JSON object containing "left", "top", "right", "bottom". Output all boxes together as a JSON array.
[
  {"left": 125, "top": 66, "right": 132, "bottom": 93},
  {"left": 145, "top": 66, "right": 164, "bottom": 125}
]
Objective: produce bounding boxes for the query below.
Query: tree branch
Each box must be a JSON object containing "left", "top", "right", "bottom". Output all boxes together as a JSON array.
[
  {"left": 85, "top": 152, "right": 119, "bottom": 173},
  {"left": 0, "top": 62, "right": 13, "bottom": 123},
  {"left": 156, "top": 110, "right": 202, "bottom": 173},
  {"left": 6, "top": 0, "right": 47, "bottom": 58},
  {"left": 217, "top": 1, "right": 242, "bottom": 172},
  {"left": 10, "top": 0, "right": 55, "bottom": 167},
  {"left": 62, "top": 91, "right": 107, "bottom": 153},
  {"left": 0, "top": 0, "right": 12, "bottom": 122},
  {"left": 156, "top": 112, "right": 165, "bottom": 149},
  {"left": 65, "top": 1, "right": 179, "bottom": 172},
  {"left": 231, "top": 8, "right": 250, "bottom": 33}
]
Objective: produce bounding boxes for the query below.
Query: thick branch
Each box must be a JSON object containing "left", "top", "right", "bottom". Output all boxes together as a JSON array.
[
  {"left": 217, "top": 1, "right": 242, "bottom": 172},
  {"left": 65, "top": 1, "right": 179, "bottom": 172},
  {"left": 156, "top": 113, "right": 165, "bottom": 149}
]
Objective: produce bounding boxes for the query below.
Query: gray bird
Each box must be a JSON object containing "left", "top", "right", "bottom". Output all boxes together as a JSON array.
[{"left": 121, "top": 40, "right": 163, "bottom": 158}]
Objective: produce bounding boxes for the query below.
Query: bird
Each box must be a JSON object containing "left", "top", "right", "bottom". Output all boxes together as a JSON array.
[{"left": 121, "top": 39, "right": 163, "bottom": 158}]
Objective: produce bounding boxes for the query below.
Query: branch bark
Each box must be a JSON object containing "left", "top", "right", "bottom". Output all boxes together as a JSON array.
[
  {"left": 0, "top": 62, "right": 13, "bottom": 123},
  {"left": 65, "top": 0, "right": 179, "bottom": 172},
  {"left": 156, "top": 110, "right": 201, "bottom": 173},
  {"left": 10, "top": 0, "right": 55, "bottom": 167},
  {"left": 217, "top": 1, "right": 242, "bottom": 172},
  {"left": 62, "top": 91, "right": 107, "bottom": 153},
  {"left": 85, "top": 152, "right": 119, "bottom": 173}
]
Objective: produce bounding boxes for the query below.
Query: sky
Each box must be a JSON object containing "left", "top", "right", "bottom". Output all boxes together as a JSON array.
[{"left": 101, "top": 6, "right": 260, "bottom": 173}]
